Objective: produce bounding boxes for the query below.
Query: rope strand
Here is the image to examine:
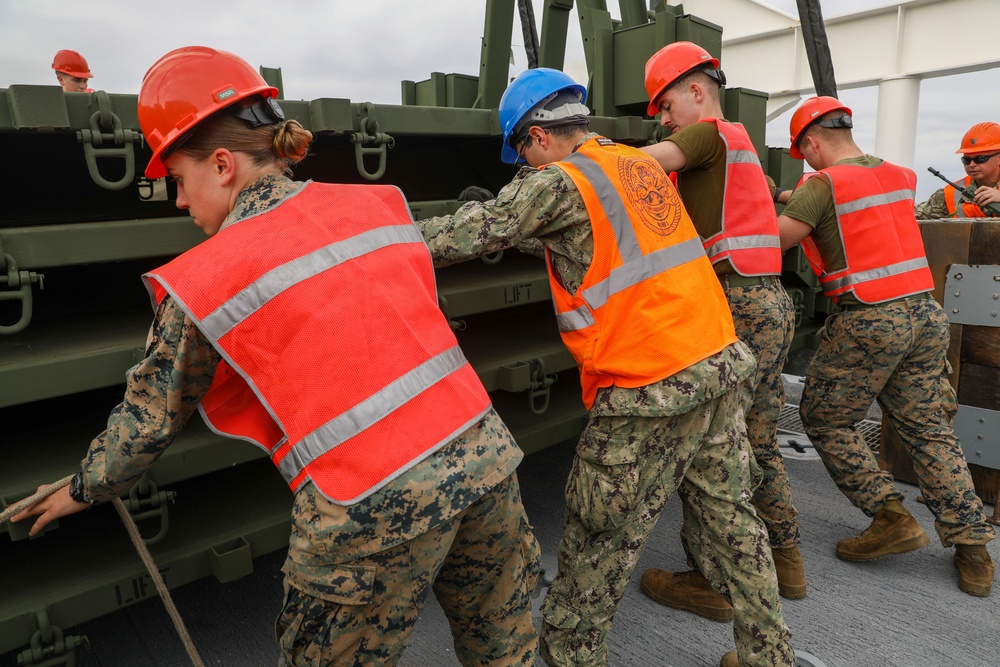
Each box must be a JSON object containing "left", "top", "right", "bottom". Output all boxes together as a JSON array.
[{"left": 1, "top": 476, "right": 205, "bottom": 667}]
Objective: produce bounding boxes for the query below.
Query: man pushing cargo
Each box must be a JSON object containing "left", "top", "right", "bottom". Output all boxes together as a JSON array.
[
  {"left": 637, "top": 41, "right": 806, "bottom": 619},
  {"left": 777, "top": 96, "right": 995, "bottom": 598},
  {"left": 416, "top": 67, "right": 794, "bottom": 667},
  {"left": 13, "top": 46, "right": 540, "bottom": 666}
]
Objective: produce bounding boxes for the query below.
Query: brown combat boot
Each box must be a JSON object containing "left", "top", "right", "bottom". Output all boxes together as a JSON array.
[
  {"left": 720, "top": 650, "right": 740, "bottom": 667},
  {"left": 639, "top": 569, "right": 734, "bottom": 622},
  {"left": 772, "top": 545, "right": 807, "bottom": 599},
  {"left": 954, "top": 544, "right": 994, "bottom": 597},
  {"left": 836, "top": 499, "right": 930, "bottom": 561}
]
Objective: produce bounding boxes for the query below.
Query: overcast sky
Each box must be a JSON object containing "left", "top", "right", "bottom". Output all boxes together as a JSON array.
[{"left": 2, "top": 0, "right": 997, "bottom": 200}]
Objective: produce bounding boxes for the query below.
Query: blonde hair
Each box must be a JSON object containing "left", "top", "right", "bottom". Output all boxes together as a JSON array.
[{"left": 178, "top": 98, "right": 313, "bottom": 175}]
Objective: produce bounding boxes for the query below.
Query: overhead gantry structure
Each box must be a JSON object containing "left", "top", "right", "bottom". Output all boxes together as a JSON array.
[{"left": 670, "top": 0, "right": 1000, "bottom": 168}]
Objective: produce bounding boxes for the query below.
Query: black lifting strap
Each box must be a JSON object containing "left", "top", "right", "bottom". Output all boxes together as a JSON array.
[
  {"left": 518, "top": 0, "right": 540, "bottom": 69},
  {"left": 796, "top": 0, "right": 839, "bottom": 98}
]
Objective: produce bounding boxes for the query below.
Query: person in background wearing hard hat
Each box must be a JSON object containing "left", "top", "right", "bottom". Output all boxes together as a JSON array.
[
  {"left": 417, "top": 67, "right": 794, "bottom": 667},
  {"left": 13, "top": 46, "right": 541, "bottom": 666},
  {"left": 914, "top": 121, "right": 1000, "bottom": 219},
  {"left": 51, "top": 49, "right": 94, "bottom": 92},
  {"left": 778, "top": 96, "right": 995, "bottom": 598},
  {"left": 637, "top": 41, "right": 805, "bottom": 623}
]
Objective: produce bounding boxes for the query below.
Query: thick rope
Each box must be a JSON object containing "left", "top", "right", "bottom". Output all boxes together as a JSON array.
[
  {"left": 111, "top": 497, "right": 205, "bottom": 667},
  {"left": 1, "top": 476, "right": 205, "bottom": 667},
  {"left": 0, "top": 475, "right": 73, "bottom": 524}
]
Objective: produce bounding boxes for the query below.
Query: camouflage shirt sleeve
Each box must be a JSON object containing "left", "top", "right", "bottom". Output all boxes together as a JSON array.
[
  {"left": 914, "top": 188, "right": 948, "bottom": 220},
  {"left": 418, "top": 133, "right": 598, "bottom": 294},
  {"left": 81, "top": 297, "right": 220, "bottom": 503}
]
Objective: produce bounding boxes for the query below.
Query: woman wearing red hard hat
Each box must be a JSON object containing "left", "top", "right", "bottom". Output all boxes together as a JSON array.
[{"left": 15, "top": 46, "right": 540, "bottom": 666}]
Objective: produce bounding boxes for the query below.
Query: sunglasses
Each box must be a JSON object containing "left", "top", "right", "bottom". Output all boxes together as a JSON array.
[{"left": 961, "top": 151, "right": 1000, "bottom": 165}]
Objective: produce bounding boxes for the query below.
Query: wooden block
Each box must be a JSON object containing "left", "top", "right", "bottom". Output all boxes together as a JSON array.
[
  {"left": 961, "top": 326, "right": 1000, "bottom": 368},
  {"left": 958, "top": 362, "right": 1000, "bottom": 409},
  {"left": 969, "top": 220, "right": 1000, "bottom": 264},
  {"left": 919, "top": 220, "right": 972, "bottom": 305}
]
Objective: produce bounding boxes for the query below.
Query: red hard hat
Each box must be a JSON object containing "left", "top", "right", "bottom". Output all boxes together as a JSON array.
[
  {"left": 138, "top": 46, "right": 278, "bottom": 179},
  {"left": 644, "top": 41, "right": 720, "bottom": 117},
  {"left": 788, "top": 96, "right": 852, "bottom": 159},
  {"left": 956, "top": 122, "right": 1000, "bottom": 155},
  {"left": 51, "top": 50, "right": 93, "bottom": 79}
]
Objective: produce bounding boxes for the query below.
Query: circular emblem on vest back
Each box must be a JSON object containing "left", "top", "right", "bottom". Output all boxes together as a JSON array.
[{"left": 618, "top": 155, "right": 681, "bottom": 236}]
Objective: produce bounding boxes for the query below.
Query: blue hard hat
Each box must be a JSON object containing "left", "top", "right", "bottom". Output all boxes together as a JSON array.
[{"left": 499, "top": 67, "right": 588, "bottom": 164}]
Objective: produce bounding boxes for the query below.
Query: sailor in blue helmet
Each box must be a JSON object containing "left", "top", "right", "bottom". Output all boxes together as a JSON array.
[{"left": 417, "top": 67, "right": 795, "bottom": 667}]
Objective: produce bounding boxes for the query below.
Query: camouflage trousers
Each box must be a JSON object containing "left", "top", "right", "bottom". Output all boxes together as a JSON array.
[
  {"left": 275, "top": 473, "right": 541, "bottom": 666},
  {"left": 539, "top": 388, "right": 794, "bottom": 667},
  {"left": 800, "top": 296, "right": 995, "bottom": 547},
  {"left": 704, "top": 278, "right": 799, "bottom": 548}
]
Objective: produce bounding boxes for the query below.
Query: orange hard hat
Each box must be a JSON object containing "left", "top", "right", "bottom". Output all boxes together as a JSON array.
[
  {"left": 956, "top": 122, "right": 1000, "bottom": 155},
  {"left": 644, "top": 41, "right": 722, "bottom": 117},
  {"left": 138, "top": 46, "right": 279, "bottom": 179},
  {"left": 788, "top": 96, "right": 852, "bottom": 159},
  {"left": 51, "top": 50, "right": 93, "bottom": 79}
]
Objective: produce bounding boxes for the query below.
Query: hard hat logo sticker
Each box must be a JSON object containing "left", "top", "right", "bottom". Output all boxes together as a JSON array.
[{"left": 215, "top": 87, "right": 237, "bottom": 102}]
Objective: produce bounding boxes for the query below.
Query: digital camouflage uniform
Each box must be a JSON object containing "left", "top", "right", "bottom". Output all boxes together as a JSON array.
[
  {"left": 783, "top": 157, "right": 995, "bottom": 548},
  {"left": 419, "top": 132, "right": 794, "bottom": 667},
  {"left": 667, "top": 120, "right": 800, "bottom": 551},
  {"left": 913, "top": 180, "right": 999, "bottom": 219},
  {"left": 79, "top": 174, "right": 541, "bottom": 667}
]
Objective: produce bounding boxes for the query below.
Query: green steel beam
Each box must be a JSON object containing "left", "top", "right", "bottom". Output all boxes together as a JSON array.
[
  {"left": 539, "top": 0, "right": 575, "bottom": 70},
  {"left": 478, "top": 0, "right": 517, "bottom": 109},
  {"left": 1, "top": 218, "right": 203, "bottom": 269}
]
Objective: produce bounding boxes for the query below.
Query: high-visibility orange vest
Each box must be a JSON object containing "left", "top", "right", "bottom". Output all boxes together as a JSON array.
[
  {"left": 944, "top": 176, "right": 991, "bottom": 218},
  {"left": 549, "top": 137, "right": 737, "bottom": 409},
  {"left": 798, "top": 162, "right": 935, "bottom": 304},
  {"left": 144, "top": 182, "right": 491, "bottom": 504},
  {"left": 698, "top": 119, "right": 783, "bottom": 276}
]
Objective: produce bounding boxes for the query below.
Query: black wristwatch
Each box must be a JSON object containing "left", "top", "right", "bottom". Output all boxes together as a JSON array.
[
  {"left": 68, "top": 472, "right": 91, "bottom": 504},
  {"left": 772, "top": 187, "right": 785, "bottom": 204}
]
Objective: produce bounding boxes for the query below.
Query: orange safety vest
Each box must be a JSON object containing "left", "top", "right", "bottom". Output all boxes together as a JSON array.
[
  {"left": 144, "top": 182, "right": 491, "bottom": 504},
  {"left": 798, "top": 162, "right": 935, "bottom": 304},
  {"left": 698, "top": 119, "right": 783, "bottom": 276},
  {"left": 944, "top": 176, "right": 991, "bottom": 218},
  {"left": 549, "top": 137, "right": 737, "bottom": 409}
]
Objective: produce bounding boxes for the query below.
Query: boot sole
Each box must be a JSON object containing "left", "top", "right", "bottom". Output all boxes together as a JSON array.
[
  {"left": 958, "top": 579, "right": 993, "bottom": 597},
  {"left": 836, "top": 532, "right": 931, "bottom": 562},
  {"left": 778, "top": 582, "right": 807, "bottom": 600},
  {"left": 639, "top": 579, "right": 735, "bottom": 622}
]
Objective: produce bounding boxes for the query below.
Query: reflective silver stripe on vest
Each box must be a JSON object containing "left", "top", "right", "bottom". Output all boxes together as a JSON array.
[
  {"left": 563, "top": 151, "right": 643, "bottom": 264},
  {"left": 556, "top": 305, "right": 596, "bottom": 332},
  {"left": 728, "top": 148, "right": 760, "bottom": 166},
  {"left": 705, "top": 235, "right": 781, "bottom": 257},
  {"left": 835, "top": 189, "right": 915, "bottom": 217},
  {"left": 822, "top": 257, "right": 930, "bottom": 292},
  {"left": 557, "top": 236, "right": 705, "bottom": 332},
  {"left": 200, "top": 224, "right": 424, "bottom": 340},
  {"left": 276, "top": 345, "right": 470, "bottom": 484}
]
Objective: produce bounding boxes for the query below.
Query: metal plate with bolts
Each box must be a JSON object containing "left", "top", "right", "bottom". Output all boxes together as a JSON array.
[
  {"left": 943, "top": 264, "right": 1000, "bottom": 327},
  {"left": 953, "top": 404, "right": 1000, "bottom": 470}
]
